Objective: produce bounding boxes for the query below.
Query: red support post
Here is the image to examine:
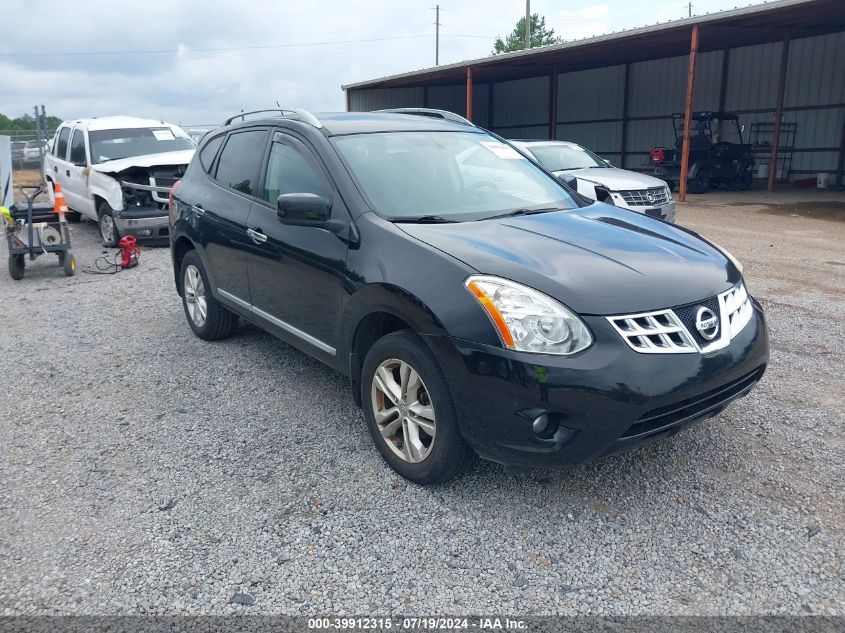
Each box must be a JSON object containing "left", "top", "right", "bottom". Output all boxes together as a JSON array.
[
  {"left": 466, "top": 66, "right": 473, "bottom": 122},
  {"left": 678, "top": 24, "right": 700, "bottom": 203}
]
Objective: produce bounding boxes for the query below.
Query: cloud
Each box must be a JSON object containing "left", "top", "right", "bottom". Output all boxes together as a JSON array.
[{"left": 0, "top": 0, "right": 763, "bottom": 127}]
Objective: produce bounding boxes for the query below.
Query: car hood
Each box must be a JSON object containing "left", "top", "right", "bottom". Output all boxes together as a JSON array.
[
  {"left": 396, "top": 204, "right": 738, "bottom": 315},
  {"left": 89, "top": 149, "right": 196, "bottom": 175},
  {"left": 554, "top": 167, "right": 666, "bottom": 191}
]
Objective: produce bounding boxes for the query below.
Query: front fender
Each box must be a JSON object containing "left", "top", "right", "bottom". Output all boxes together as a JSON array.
[
  {"left": 88, "top": 171, "right": 123, "bottom": 210},
  {"left": 340, "top": 282, "right": 448, "bottom": 361}
]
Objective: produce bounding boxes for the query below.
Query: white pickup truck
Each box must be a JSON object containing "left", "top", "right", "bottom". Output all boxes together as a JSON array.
[{"left": 44, "top": 116, "right": 196, "bottom": 245}]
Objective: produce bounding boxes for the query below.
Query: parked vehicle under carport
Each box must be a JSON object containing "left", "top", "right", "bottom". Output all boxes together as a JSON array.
[{"left": 648, "top": 111, "right": 755, "bottom": 194}]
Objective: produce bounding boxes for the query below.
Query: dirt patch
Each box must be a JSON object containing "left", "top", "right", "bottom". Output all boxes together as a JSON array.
[
  {"left": 732, "top": 199, "right": 845, "bottom": 222},
  {"left": 10, "top": 169, "right": 48, "bottom": 204}
]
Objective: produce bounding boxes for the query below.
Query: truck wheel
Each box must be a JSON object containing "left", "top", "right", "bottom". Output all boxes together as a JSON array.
[
  {"left": 97, "top": 201, "right": 120, "bottom": 247},
  {"left": 8, "top": 255, "right": 25, "bottom": 280},
  {"left": 361, "top": 330, "right": 475, "bottom": 485},
  {"left": 688, "top": 172, "right": 710, "bottom": 194}
]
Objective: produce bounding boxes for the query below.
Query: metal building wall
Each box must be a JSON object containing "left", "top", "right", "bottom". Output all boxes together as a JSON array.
[{"left": 346, "top": 29, "right": 845, "bottom": 182}]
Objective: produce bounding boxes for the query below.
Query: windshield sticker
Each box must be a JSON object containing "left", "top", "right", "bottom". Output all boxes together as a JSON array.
[
  {"left": 480, "top": 142, "right": 524, "bottom": 160},
  {"left": 152, "top": 129, "right": 175, "bottom": 141}
]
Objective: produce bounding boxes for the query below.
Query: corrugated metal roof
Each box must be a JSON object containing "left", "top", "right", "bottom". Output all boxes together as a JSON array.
[{"left": 342, "top": 0, "right": 845, "bottom": 91}]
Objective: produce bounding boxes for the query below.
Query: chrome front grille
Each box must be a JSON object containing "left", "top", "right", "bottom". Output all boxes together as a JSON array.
[
  {"left": 150, "top": 177, "right": 178, "bottom": 204},
  {"left": 607, "top": 309, "right": 697, "bottom": 354},
  {"left": 619, "top": 187, "right": 670, "bottom": 207},
  {"left": 608, "top": 282, "right": 754, "bottom": 355}
]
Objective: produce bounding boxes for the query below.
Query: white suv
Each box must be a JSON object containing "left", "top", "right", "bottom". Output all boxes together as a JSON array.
[
  {"left": 513, "top": 140, "right": 676, "bottom": 223},
  {"left": 44, "top": 116, "right": 196, "bottom": 245}
]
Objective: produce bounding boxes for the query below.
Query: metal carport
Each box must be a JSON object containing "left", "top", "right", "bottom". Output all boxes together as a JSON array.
[{"left": 342, "top": 0, "right": 845, "bottom": 201}]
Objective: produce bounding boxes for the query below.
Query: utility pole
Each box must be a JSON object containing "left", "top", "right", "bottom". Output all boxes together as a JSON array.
[
  {"left": 524, "top": 0, "right": 531, "bottom": 49},
  {"left": 435, "top": 4, "right": 440, "bottom": 66},
  {"left": 688, "top": 2, "right": 692, "bottom": 17}
]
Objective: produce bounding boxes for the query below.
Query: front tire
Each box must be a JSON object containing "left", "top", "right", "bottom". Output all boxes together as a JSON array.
[
  {"left": 97, "top": 201, "right": 120, "bottom": 247},
  {"left": 361, "top": 331, "right": 474, "bottom": 485},
  {"left": 179, "top": 249, "right": 238, "bottom": 341}
]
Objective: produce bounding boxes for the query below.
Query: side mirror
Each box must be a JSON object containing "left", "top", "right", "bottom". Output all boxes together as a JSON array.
[
  {"left": 603, "top": 159, "right": 613, "bottom": 167},
  {"left": 277, "top": 193, "right": 331, "bottom": 225}
]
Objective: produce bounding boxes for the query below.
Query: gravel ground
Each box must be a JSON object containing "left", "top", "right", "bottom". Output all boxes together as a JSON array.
[{"left": 0, "top": 196, "right": 842, "bottom": 616}]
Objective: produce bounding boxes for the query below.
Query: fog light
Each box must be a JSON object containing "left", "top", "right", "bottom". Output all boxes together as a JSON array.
[
  {"left": 138, "top": 229, "right": 152, "bottom": 237},
  {"left": 532, "top": 414, "right": 550, "bottom": 434}
]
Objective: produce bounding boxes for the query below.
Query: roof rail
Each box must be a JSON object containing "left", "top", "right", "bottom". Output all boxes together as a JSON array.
[
  {"left": 224, "top": 108, "right": 322, "bottom": 128},
  {"left": 377, "top": 108, "right": 474, "bottom": 126}
]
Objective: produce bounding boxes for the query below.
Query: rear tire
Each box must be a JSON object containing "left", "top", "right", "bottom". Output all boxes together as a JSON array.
[
  {"left": 361, "top": 330, "right": 474, "bottom": 485},
  {"left": 97, "top": 201, "right": 120, "bottom": 247},
  {"left": 8, "top": 255, "right": 25, "bottom": 280},
  {"left": 179, "top": 249, "right": 238, "bottom": 341},
  {"left": 688, "top": 171, "right": 710, "bottom": 194}
]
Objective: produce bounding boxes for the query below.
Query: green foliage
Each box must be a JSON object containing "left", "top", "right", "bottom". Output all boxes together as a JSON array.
[
  {"left": 492, "top": 14, "right": 561, "bottom": 54},
  {"left": 0, "top": 112, "right": 62, "bottom": 132}
]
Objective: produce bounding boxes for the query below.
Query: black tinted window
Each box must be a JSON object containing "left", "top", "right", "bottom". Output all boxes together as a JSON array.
[
  {"left": 214, "top": 131, "right": 266, "bottom": 196},
  {"left": 263, "top": 142, "right": 329, "bottom": 203},
  {"left": 55, "top": 127, "right": 70, "bottom": 158},
  {"left": 199, "top": 134, "right": 224, "bottom": 172},
  {"left": 69, "top": 129, "right": 86, "bottom": 165}
]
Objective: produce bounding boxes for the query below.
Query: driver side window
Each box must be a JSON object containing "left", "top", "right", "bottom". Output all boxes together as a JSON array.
[{"left": 262, "top": 141, "right": 329, "bottom": 204}]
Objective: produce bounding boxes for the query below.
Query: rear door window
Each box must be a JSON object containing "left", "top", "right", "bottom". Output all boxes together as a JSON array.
[
  {"left": 214, "top": 130, "right": 268, "bottom": 196},
  {"left": 69, "top": 129, "right": 87, "bottom": 166},
  {"left": 199, "top": 134, "right": 224, "bottom": 172},
  {"left": 54, "top": 127, "right": 71, "bottom": 159}
]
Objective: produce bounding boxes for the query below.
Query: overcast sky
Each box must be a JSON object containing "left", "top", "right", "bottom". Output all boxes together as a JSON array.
[{"left": 2, "top": 0, "right": 762, "bottom": 127}]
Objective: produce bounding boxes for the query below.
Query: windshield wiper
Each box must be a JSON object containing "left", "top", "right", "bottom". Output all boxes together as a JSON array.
[
  {"left": 481, "top": 206, "right": 564, "bottom": 221},
  {"left": 391, "top": 215, "right": 456, "bottom": 224}
]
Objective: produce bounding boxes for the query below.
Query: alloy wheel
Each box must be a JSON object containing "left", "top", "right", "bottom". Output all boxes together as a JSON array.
[
  {"left": 183, "top": 264, "right": 207, "bottom": 327},
  {"left": 99, "top": 214, "right": 115, "bottom": 242},
  {"left": 371, "top": 358, "right": 436, "bottom": 463}
]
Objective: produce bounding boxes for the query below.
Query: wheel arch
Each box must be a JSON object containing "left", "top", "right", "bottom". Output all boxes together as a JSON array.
[
  {"left": 172, "top": 236, "right": 197, "bottom": 295},
  {"left": 342, "top": 283, "right": 449, "bottom": 406}
]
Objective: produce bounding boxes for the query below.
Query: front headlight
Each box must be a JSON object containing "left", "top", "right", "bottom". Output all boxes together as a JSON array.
[
  {"left": 710, "top": 241, "right": 744, "bottom": 274},
  {"left": 464, "top": 275, "right": 592, "bottom": 355}
]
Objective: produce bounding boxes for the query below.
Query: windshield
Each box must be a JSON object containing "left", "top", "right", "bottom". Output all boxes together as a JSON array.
[
  {"left": 333, "top": 131, "right": 575, "bottom": 221},
  {"left": 526, "top": 143, "right": 606, "bottom": 172},
  {"left": 88, "top": 127, "right": 195, "bottom": 164}
]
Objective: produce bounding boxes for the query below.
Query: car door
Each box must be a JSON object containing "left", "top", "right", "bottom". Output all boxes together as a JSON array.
[
  {"left": 64, "top": 127, "right": 95, "bottom": 218},
  {"left": 46, "top": 126, "right": 71, "bottom": 201},
  {"left": 200, "top": 128, "right": 269, "bottom": 304},
  {"left": 244, "top": 131, "right": 349, "bottom": 356}
]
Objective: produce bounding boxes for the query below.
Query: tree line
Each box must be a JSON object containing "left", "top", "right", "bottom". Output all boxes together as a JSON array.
[{"left": 0, "top": 112, "right": 63, "bottom": 132}]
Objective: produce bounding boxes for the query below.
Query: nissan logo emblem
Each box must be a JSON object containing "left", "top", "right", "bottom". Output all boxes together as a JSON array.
[{"left": 695, "top": 307, "right": 719, "bottom": 340}]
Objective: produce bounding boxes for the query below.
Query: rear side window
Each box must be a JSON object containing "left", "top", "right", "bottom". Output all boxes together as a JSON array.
[
  {"left": 69, "top": 129, "right": 87, "bottom": 165},
  {"left": 262, "top": 142, "right": 329, "bottom": 203},
  {"left": 199, "top": 134, "right": 224, "bottom": 172},
  {"left": 54, "top": 127, "right": 70, "bottom": 158},
  {"left": 214, "top": 131, "right": 267, "bottom": 196}
]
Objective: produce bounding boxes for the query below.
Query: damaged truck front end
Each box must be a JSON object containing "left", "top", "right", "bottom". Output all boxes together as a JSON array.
[
  {"left": 90, "top": 154, "right": 192, "bottom": 243},
  {"left": 116, "top": 165, "right": 186, "bottom": 240}
]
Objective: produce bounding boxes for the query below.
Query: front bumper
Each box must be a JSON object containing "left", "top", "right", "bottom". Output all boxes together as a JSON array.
[
  {"left": 426, "top": 302, "right": 768, "bottom": 468},
  {"left": 619, "top": 200, "right": 675, "bottom": 223},
  {"left": 114, "top": 208, "right": 170, "bottom": 240}
]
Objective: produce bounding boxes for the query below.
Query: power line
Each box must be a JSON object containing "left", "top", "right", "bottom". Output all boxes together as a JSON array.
[{"left": 0, "top": 34, "right": 440, "bottom": 57}]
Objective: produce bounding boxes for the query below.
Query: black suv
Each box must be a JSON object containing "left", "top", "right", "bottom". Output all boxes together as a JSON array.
[{"left": 169, "top": 109, "right": 769, "bottom": 484}]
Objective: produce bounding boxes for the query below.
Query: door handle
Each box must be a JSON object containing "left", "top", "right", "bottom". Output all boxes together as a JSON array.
[
  {"left": 247, "top": 228, "right": 268, "bottom": 244},
  {"left": 66, "top": 170, "right": 70, "bottom": 177},
  {"left": 53, "top": 166, "right": 58, "bottom": 173},
  {"left": 192, "top": 204, "right": 205, "bottom": 216}
]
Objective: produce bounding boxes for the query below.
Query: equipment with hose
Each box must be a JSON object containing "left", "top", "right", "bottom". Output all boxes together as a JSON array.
[
  {"left": 85, "top": 235, "right": 141, "bottom": 274},
  {"left": 3, "top": 183, "right": 75, "bottom": 280}
]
